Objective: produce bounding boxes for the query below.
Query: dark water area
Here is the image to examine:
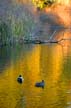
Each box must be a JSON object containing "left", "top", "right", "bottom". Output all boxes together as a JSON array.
[{"left": 0, "top": 43, "right": 71, "bottom": 108}]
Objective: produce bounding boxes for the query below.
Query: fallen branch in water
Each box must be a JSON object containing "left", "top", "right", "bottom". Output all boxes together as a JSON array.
[
  {"left": 0, "top": 37, "right": 71, "bottom": 47},
  {"left": 23, "top": 37, "right": 71, "bottom": 44}
]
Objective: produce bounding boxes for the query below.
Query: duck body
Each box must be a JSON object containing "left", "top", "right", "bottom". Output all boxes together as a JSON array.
[
  {"left": 17, "top": 75, "right": 24, "bottom": 84},
  {"left": 35, "top": 80, "right": 44, "bottom": 88}
]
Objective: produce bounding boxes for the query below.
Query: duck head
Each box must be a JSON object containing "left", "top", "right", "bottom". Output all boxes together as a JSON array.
[{"left": 17, "top": 75, "right": 24, "bottom": 84}]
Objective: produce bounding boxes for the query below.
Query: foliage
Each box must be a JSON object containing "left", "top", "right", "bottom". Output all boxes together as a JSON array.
[
  {"left": 32, "top": 0, "right": 55, "bottom": 9},
  {"left": 0, "top": 20, "right": 10, "bottom": 43},
  {"left": 11, "top": 17, "right": 24, "bottom": 37}
]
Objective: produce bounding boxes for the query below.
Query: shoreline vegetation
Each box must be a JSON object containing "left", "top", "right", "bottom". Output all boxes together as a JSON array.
[
  {"left": 0, "top": 19, "right": 71, "bottom": 46},
  {"left": 0, "top": 1, "right": 71, "bottom": 46},
  {"left": 0, "top": 20, "right": 71, "bottom": 46}
]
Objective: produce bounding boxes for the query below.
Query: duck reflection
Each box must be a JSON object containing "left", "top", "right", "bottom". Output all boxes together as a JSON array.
[{"left": 15, "top": 96, "right": 26, "bottom": 108}]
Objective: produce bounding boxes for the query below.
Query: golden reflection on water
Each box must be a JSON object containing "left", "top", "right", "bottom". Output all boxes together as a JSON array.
[{"left": 0, "top": 44, "right": 71, "bottom": 108}]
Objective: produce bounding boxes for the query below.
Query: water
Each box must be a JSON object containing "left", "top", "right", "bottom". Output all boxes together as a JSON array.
[
  {"left": 0, "top": 0, "right": 71, "bottom": 108},
  {"left": 0, "top": 43, "right": 71, "bottom": 108}
]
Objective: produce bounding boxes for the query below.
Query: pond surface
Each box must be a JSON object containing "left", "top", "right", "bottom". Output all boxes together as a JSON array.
[{"left": 0, "top": 43, "right": 71, "bottom": 108}]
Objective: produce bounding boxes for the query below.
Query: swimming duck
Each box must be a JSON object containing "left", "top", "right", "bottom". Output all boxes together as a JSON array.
[
  {"left": 17, "top": 75, "right": 24, "bottom": 84},
  {"left": 35, "top": 80, "right": 44, "bottom": 88}
]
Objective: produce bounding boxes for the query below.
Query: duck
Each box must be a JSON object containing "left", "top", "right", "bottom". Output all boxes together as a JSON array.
[
  {"left": 17, "top": 75, "right": 24, "bottom": 84},
  {"left": 35, "top": 80, "right": 44, "bottom": 88}
]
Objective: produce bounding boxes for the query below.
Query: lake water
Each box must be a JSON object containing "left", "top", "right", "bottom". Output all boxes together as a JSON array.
[{"left": 0, "top": 43, "right": 71, "bottom": 108}]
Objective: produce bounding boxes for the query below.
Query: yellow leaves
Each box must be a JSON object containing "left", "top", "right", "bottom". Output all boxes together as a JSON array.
[
  {"left": 32, "top": 0, "right": 71, "bottom": 9},
  {"left": 32, "top": 0, "right": 45, "bottom": 9}
]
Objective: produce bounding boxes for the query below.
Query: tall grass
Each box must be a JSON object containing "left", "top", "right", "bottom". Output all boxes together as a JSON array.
[{"left": 0, "top": 1, "right": 37, "bottom": 43}]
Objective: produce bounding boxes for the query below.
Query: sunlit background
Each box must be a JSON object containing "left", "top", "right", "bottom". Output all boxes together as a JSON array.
[{"left": 0, "top": 0, "right": 71, "bottom": 108}]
